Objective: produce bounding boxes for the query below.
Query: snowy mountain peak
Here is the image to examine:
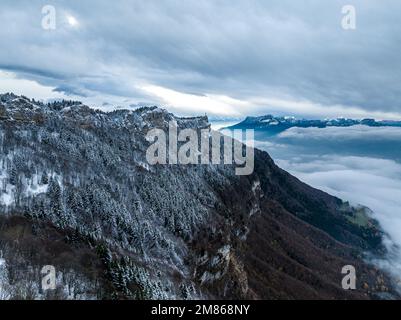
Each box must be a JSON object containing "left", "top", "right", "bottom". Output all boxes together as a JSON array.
[
  {"left": 0, "top": 93, "right": 211, "bottom": 132},
  {"left": 228, "top": 114, "right": 401, "bottom": 134}
]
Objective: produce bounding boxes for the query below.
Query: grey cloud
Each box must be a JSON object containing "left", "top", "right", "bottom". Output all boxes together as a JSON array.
[{"left": 1, "top": 0, "right": 401, "bottom": 115}]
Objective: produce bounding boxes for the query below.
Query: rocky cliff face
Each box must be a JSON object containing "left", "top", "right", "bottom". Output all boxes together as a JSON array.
[{"left": 0, "top": 93, "right": 397, "bottom": 299}]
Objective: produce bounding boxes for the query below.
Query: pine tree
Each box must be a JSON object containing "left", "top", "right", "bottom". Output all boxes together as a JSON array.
[
  {"left": 47, "top": 178, "right": 66, "bottom": 225},
  {"left": 9, "top": 166, "right": 18, "bottom": 185},
  {"left": 41, "top": 172, "right": 49, "bottom": 185}
]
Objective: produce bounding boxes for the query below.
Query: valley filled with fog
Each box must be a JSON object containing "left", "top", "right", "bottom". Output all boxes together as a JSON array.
[{"left": 219, "top": 123, "right": 401, "bottom": 282}]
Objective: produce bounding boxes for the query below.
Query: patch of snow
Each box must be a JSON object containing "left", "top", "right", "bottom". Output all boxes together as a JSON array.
[
  {"left": 251, "top": 180, "right": 260, "bottom": 193},
  {"left": 0, "top": 257, "right": 10, "bottom": 300},
  {"left": 218, "top": 245, "right": 231, "bottom": 261},
  {"left": 61, "top": 106, "right": 72, "bottom": 112},
  {"left": 0, "top": 171, "right": 15, "bottom": 206},
  {"left": 138, "top": 161, "right": 150, "bottom": 171},
  {"left": 24, "top": 174, "right": 49, "bottom": 196},
  {"left": 0, "top": 192, "right": 14, "bottom": 206}
]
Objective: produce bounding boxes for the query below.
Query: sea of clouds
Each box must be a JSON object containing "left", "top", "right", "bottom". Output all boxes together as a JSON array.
[{"left": 254, "top": 125, "right": 401, "bottom": 282}]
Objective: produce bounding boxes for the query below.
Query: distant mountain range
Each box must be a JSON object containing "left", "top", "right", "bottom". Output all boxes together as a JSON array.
[{"left": 226, "top": 114, "right": 401, "bottom": 135}]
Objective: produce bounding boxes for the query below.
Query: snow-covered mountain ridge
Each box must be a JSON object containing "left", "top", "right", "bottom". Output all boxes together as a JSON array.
[
  {"left": 0, "top": 93, "right": 398, "bottom": 300},
  {"left": 227, "top": 114, "right": 401, "bottom": 136}
]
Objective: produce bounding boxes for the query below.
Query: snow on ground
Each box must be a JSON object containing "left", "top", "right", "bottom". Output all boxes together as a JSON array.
[
  {"left": 0, "top": 190, "right": 14, "bottom": 206},
  {"left": 0, "top": 170, "right": 57, "bottom": 207},
  {"left": 0, "top": 258, "right": 10, "bottom": 300},
  {"left": 24, "top": 174, "right": 49, "bottom": 196},
  {"left": 0, "top": 169, "right": 15, "bottom": 206}
]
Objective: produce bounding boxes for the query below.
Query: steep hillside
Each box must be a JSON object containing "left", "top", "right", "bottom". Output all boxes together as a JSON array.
[{"left": 0, "top": 93, "right": 397, "bottom": 299}]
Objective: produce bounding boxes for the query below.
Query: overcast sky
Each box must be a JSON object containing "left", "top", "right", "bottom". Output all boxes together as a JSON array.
[{"left": 1, "top": 0, "right": 401, "bottom": 118}]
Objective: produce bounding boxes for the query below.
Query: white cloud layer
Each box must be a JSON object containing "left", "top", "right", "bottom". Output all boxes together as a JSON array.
[
  {"left": 279, "top": 125, "right": 401, "bottom": 140},
  {"left": 277, "top": 155, "right": 401, "bottom": 280},
  {"left": 252, "top": 126, "right": 401, "bottom": 281}
]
